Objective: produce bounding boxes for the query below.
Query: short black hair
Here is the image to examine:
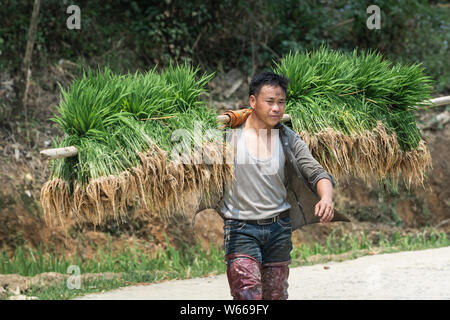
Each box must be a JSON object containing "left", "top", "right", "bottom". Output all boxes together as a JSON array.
[{"left": 249, "top": 71, "right": 289, "bottom": 97}]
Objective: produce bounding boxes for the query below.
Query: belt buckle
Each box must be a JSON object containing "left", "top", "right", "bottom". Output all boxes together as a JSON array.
[{"left": 257, "top": 216, "right": 277, "bottom": 226}]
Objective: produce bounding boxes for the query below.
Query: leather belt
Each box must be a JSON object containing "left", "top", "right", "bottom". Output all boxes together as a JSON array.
[{"left": 226, "top": 210, "right": 290, "bottom": 226}]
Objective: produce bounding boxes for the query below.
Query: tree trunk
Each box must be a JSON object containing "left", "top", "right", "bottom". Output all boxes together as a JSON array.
[{"left": 13, "top": 0, "right": 41, "bottom": 118}]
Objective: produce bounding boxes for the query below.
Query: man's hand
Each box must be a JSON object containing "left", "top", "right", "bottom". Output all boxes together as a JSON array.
[
  {"left": 315, "top": 196, "right": 334, "bottom": 223},
  {"left": 315, "top": 178, "right": 334, "bottom": 223}
]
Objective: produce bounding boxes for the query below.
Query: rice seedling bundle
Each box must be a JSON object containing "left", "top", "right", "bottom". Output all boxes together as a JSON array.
[
  {"left": 41, "top": 65, "right": 233, "bottom": 226},
  {"left": 272, "top": 46, "right": 433, "bottom": 187},
  {"left": 42, "top": 47, "right": 433, "bottom": 227}
]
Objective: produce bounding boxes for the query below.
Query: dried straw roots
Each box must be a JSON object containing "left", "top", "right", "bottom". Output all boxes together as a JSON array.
[
  {"left": 41, "top": 121, "right": 431, "bottom": 226},
  {"left": 40, "top": 142, "right": 234, "bottom": 227},
  {"left": 298, "top": 121, "right": 432, "bottom": 187}
]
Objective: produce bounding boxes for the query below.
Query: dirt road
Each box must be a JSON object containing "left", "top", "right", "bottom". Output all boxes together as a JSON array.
[{"left": 75, "top": 246, "right": 450, "bottom": 300}]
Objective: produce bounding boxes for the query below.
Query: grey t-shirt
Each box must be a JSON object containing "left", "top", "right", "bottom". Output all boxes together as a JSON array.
[{"left": 221, "top": 125, "right": 291, "bottom": 220}]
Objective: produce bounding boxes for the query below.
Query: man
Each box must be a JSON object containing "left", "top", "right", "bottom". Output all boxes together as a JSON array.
[
  {"left": 220, "top": 71, "right": 336, "bottom": 300},
  {"left": 194, "top": 71, "right": 349, "bottom": 300}
]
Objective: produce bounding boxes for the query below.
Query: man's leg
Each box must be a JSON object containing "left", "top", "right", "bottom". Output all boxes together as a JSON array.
[
  {"left": 261, "top": 212, "right": 293, "bottom": 300},
  {"left": 261, "top": 260, "right": 290, "bottom": 300},
  {"left": 224, "top": 219, "right": 263, "bottom": 300},
  {"left": 225, "top": 253, "right": 262, "bottom": 300}
]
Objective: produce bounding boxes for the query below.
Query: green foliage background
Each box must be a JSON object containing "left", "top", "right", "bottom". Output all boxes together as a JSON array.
[{"left": 1, "top": 0, "right": 448, "bottom": 93}]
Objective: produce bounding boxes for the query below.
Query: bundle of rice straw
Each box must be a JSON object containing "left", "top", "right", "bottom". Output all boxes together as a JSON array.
[
  {"left": 272, "top": 46, "right": 433, "bottom": 187},
  {"left": 41, "top": 65, "right": 233, "bottom": 227}
]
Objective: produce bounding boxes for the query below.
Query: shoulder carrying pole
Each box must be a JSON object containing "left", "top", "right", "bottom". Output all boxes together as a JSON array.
[{"left": 40, "top": 96, "right": 450, "bottom": 160}]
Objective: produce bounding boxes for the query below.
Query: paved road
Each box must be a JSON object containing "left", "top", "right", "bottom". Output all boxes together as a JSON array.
[{"left": 75, "top": 246, "right": 450, "bottom": 300}]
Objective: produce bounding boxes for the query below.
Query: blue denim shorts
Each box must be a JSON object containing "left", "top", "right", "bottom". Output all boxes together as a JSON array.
[{"left": 223, "top": 212, "right": 293, "bottom": 264}]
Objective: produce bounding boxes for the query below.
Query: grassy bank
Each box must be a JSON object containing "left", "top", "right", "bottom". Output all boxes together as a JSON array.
[{"left": 1, "top": 227, "right": 448, "bottom": 300}]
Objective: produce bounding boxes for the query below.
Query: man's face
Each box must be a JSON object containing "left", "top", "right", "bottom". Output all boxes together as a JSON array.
[{"left": 249, "top": 85, "right": 286, "bottom": 128}]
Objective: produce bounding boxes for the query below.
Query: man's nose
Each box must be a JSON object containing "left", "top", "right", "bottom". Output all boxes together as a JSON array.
[{"left": 272, "top": 104, "right": 280, "bottom": 112}]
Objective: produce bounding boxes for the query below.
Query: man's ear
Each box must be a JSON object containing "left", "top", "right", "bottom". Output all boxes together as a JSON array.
[{"left": 249, "top": 95, "right": 256, "bottom": 109}]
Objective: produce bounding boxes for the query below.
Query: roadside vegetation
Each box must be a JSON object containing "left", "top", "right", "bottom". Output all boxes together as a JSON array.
[{"left": 1, "top": 227, "right": 448, "bottom": 300}]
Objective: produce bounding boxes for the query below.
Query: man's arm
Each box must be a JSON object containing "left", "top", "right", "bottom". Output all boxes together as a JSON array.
[
  {"left": 290, "top": 134, "right": 335, "bottom": 223},
  {"left": 291, "top": 136, "right": 336, "bottom": 192}
]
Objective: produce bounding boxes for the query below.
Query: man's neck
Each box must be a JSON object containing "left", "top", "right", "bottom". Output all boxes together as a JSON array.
[{"left": 244, "top": 112, "right": 274, "bottom": 136}]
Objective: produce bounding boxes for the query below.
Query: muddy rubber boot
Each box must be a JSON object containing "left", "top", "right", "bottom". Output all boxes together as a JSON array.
[
  {"left": 225, "top": 253, "right": 262, "bottom": 300},
  {"left": 261, "top": 260, "right": 290, "bottom": 300}
]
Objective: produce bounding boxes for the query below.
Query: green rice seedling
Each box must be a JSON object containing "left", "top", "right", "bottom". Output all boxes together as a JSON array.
[
  {"left": 273, "top": 45, "right": 433, "bottom": 187},
  {"left": 162, "top": 63, "right": 214, "bottom": 113},
  {"left": 41, "top": 64, "right": 230, "bottom": 226}
]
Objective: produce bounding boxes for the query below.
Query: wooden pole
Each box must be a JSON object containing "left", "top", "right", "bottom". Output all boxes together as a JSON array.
[
  {"left": 40, "top": 96, "right": 450, "bottom": 160},
  {"left": 421, "top": 96, "right": 450, "bottom": 108},
  {"left": 40, "top": 146, "right": 78, "bottom": 159}
]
